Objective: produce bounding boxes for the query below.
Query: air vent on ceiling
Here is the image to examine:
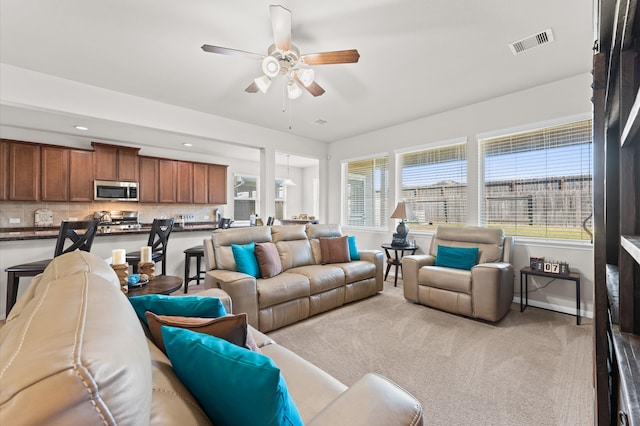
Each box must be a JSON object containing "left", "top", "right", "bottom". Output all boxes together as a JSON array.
[
  {"left": 312, "top": 119, "right": 327, "bottom": 126},
  {"left": 509, "top": 28, "right": 554, "bottom": 55}
]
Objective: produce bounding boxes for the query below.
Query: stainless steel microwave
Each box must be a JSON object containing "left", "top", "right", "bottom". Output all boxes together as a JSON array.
[{"left": 94, "top": 180, "right": 139, "bottom": 201}]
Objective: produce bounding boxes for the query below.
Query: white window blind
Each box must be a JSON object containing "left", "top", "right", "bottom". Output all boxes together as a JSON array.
[
  {"left": 343, "top": 156, "right": 389, "bottom": 227},
  {"left": 399, "top": 143, "right": 467, "bottom": 230},
  {"left": 481, "top": 119, "right": 593, "bottom": 240}
]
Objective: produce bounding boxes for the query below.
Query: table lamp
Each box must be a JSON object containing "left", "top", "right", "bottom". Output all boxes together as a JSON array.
[{"left": 390, "top": 202, "right": 410, "bottom": 246}]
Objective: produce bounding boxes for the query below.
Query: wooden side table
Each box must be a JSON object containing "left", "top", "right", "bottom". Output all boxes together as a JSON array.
[
  {"left": 126, "top": 275, "right": 183, "bottom": 298},
  {"left": 519, "top": 267, "right": 582, "bottom": 325},
  {"left": 381, "top": 244, "right": 418, "bottom": 287}
]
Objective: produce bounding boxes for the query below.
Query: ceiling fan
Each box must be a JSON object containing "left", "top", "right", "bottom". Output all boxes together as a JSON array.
[{"left": 201, "top": 5, "right": 360, "bottom": 99}]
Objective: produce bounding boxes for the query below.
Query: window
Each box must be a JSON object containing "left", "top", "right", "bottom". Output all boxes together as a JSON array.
[
  {"left": 233, "top": 175, "right": 258, "bottom": 221},
  {"left": 343, "top": 156, "right": 389, "bottom": 227},
  {"left": 275, "top": 179, "right": 286, "bottom": 220},
  {"left": 480, "top": 120, "right": 592, "bottom": 240},
  {"left": 399, "top": 143, "right": 467, "bottom": 230}
]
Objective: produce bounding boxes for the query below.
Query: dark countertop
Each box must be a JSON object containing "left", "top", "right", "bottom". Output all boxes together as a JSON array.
[{"left": 0, "top": 222, "right": 222, "bottom": 242}]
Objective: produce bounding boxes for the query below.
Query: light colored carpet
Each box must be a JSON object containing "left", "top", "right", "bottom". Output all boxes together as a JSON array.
[{"left": 265, "top": 281, "right": 594, "bottom": 426}]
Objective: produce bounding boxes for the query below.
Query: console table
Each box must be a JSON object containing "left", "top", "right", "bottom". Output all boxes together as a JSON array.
[{"left": 519, "top": 267, "right": 581, "bottom": 325}]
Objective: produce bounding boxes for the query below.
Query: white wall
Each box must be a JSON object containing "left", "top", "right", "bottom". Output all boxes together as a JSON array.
[{"left": 327, "top": 73, "right": 595, "bottom": 318}]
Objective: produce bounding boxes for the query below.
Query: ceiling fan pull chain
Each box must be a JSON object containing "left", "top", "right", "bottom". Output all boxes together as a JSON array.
[{"left": 288, "top": 97, "right": 293, "bottom": 131}]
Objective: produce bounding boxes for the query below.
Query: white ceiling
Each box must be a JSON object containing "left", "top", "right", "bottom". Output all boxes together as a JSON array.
[{"left": 0, "top": 0, "right": 593, "bottom": 166}]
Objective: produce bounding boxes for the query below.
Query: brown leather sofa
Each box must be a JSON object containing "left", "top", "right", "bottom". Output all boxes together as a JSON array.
[
  {"left": 203, "top": 224, "right": 384, "bottom": 332},
  {"left": 0, "top": 250, "right": 422, "bottom": 425},
  {"left": 402, "top": 226, "right": 514, "bottom": 322}
]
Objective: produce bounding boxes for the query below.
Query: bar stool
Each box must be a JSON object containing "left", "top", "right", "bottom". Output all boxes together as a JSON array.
[
  {"left": 5, "top": 220, "right": 99, "bottom": 314},
  {"left": 183, "top": 245, "right": 205, "bottom": 293},
  {"left": 127, "top": 218, "right": 174, "bottom": 275}
]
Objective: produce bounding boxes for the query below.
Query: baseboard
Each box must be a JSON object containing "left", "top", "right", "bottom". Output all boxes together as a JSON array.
[{"left": 512, "top": 297, "right": 593, "bottom": 319}]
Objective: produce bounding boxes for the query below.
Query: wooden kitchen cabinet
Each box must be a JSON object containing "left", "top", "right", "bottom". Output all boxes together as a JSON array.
[
  {"left": 207, "top": 164, "right": 227, "bottom": 204},
  {"left": 0, "top": 140, "right": 7, "bottom": 200},
  {"left": 8, "top": 141, "right": 39, "bottom": 201},
  {"left": 69, "top": 149, "right": 95, "bottom": 202},
  {"left": 41, "top": 146, "right": 69, "bottom": 201},
  {"left": 139, "top": 156, "right": 159, "bottom": 203},
  {"left": 92, "top": 142, "right": 140, "bottom": 182},
  {"left": 158, "top": 159, "right": 177, "bottom": 203},
  {"left": 176, "top": 161, "right": 193, "bottom": 204},
  {"left": 193, "top": 163, "right": 208, "bottom": 204}
]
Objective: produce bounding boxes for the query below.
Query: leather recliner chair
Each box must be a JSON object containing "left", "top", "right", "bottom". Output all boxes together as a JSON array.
[{"left": 402, "top": 226, "right": 514, "bottom": 322}]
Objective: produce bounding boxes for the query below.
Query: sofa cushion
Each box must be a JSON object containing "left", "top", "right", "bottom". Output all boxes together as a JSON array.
[
  {"left": 145, "top": 312, "right": 260, "bottom": 353},
  {"left": 288, "top": 264, "right": 345, "bottom": 295},
  {"left": 276, "top": 239, "right": 315, "bottom": 270},
  {"left": 0, "top": 251, "right": 153, "bottom": 425},
  {"left": 129, "top": 294, "right": 227, "bottom": 326},
  {"left": 257, "top": 272, "right": 310, "bottom": 308},
  {"left": 419, "top": 265, "right": 472, "bottom": 294},
  {"left": 319, "top": 236, "right": 351, "bottom": 264},
  {"left": 430, "top": 226, "right": 504, "bottom": 264},
  {"left": 162, "top": 326, "right": 304, "bottom": 426},
  {"left": 232, "top": 242, "right": 260, "bottom": 278},
  {"left": 335, "top": 260, "right": 377, "bottom": 284},
  {"left": 255, "top": 242, "right": 283, "bottom": 278},
  {"left": 212, "top": 226, "right": 272, "bottom": 271},
  {"left": 434, "top": 245, "right": 479, "bottom": 270}
]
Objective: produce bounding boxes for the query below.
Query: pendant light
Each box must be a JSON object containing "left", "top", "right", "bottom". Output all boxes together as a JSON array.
[{"left": 282, "top": 154, "right": 296, "bottom": 186}]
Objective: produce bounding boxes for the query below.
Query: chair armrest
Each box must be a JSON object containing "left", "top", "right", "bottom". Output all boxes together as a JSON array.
[
  {"left": 471, "top": 262, "right": 514, "bottom": 322},
  {"left": 401, "top": 255, "right": 435, "bottom": 302},
  {"left": 308, "top": 373, "right": 423, "bottom": 426},
  {"left": 204, "top": 270, "right": 259, "bottom": 328},
  {"left": 358, "top": 250, "right": 384, "bottom": 291}
]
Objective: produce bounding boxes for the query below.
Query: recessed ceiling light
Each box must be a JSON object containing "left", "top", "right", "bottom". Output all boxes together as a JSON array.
[
  {"left": 183, "top": 143, "right": 193, "bottom": 147},
  {"left": 74, "top": 125, "right": 89, "bottom": 131}
]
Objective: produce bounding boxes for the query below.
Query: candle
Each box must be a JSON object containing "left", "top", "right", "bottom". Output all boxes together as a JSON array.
[
  {"left": 140, "top": 246, "right": 152, "bottom": 263},
  {"left": 112, "top": 249, "right": 126, "bottom": 265}
]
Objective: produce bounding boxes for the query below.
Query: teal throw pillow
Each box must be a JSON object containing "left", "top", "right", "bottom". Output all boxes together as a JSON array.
[
  {"left": 348, "top": 235, "right": 360, "bottom": 260},
  {"left": 129, "top": 294, "right": 227, "bottom": 326},
  {"left": 232, "top": 242, "right": 260, "bottom": 278},
  {"left": 162, "top": 326, "right": 304, "bottom": 426},
  {"left": 435, "top": 245, "right": 479, "bottom": 270}
]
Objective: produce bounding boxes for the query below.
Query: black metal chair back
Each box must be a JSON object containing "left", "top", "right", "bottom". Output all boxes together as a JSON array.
[{"left": 54, "top": 220, "right": 100, "bottom": 256}]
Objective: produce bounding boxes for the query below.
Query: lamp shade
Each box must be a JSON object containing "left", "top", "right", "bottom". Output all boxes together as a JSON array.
[{"left": 390, "top": 202, "right": 410, "bottom": 220}]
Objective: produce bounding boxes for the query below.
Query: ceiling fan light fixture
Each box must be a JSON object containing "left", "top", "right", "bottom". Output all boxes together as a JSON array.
[
  {"left": 254, "top": 75, "right": 272, "bottom": 93},
  {"left": 297, "top": 68, "right": 315, "bottom": 87},
  {"left": 287, "top": 81, "right": 303, "bottom": 99},
  {"left": 262, "top": 56, "right": 281, "bottom": 77}
]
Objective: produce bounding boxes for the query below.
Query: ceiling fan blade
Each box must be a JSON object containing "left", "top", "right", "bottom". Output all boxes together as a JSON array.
[
  {"left": 300, "top": 49, "right": 360, "bottom": 65},
  {"left": 304, "top": 81, "right": 325, "bottom": 97},
  {"left": 292, "top": 73, "right": 325, "bottom": 97},
  {"left": 270, "top": 5, "right": 292, "bottom": 51},
  {"left": 201, "top": 44, "right": 264, "bottom": 61},
  {"left": 245, "top": 81, "right": 259, "bottom": 93}
]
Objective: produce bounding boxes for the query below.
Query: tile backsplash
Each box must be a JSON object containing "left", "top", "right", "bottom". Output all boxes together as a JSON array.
[{"left": 0, "top": 201, "right": 223, "bottom": 228}]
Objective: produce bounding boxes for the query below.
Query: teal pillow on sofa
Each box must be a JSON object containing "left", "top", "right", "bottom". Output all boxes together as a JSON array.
[
  {"left": 348, "top": 235, "right": 360, "bottom": 260},
  {"left": 231, "top": 242, "right": 260, "bottom": 278},
  {"left": 435, "top": 245, "right": 479, "bottom": 270},
  {"left": 129, "top": 294, "right": 227, "bottom": 326},
  {"left": 161, "top": 326, "right": 304, "bottom": 426}
]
